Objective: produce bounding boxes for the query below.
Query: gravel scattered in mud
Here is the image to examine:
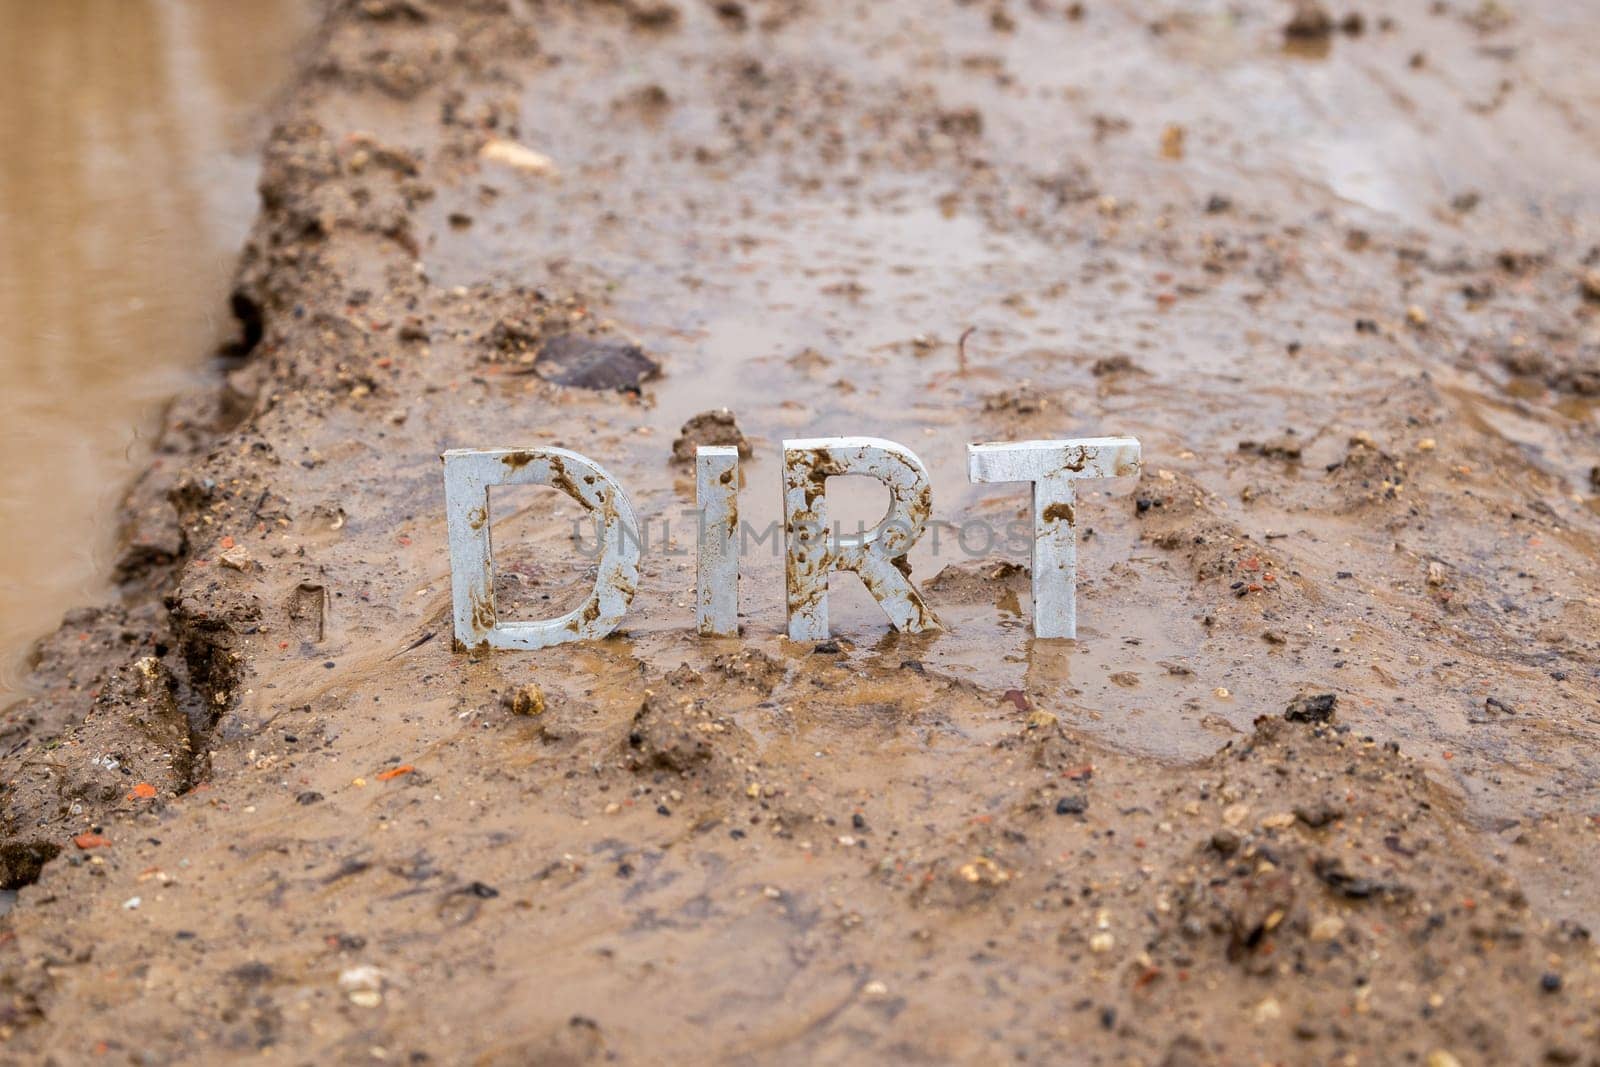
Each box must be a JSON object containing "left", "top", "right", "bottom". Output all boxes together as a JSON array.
[{"left": 3, "top": 0, "right": 1600, "bottom": 1062}]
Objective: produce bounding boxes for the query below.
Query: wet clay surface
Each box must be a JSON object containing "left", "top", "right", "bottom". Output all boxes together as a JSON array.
[{"left": 3, "top": 0, "right": 1600, "bottom": 1062}]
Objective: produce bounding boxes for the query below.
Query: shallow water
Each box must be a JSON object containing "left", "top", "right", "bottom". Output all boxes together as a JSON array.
[{"left": 0, "top": 0, "right": 309, "bottom": 701}]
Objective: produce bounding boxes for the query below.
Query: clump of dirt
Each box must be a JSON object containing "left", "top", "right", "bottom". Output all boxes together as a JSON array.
[
  {"left": 981, "top": 382, "right": 1055, "bottom": 415},
  {"left": 670, "top": 407, "right": 751, "bottom": 462},
  {"left": 1285, "top": 691, "right": 1337, "bottom": 723},
  {"left": 1284, "top": 1, "right": 1335, "bottom": 39},
  {"left": 625, "top": 669, "right": 749, "bottom": 775},
  {"left": 1238, "top": 430, "right": 1303, "bottom": 460}
]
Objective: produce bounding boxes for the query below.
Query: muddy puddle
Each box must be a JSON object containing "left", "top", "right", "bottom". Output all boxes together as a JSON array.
[{"left": 0, "top": 0, "right": 310, "bottom": 701}]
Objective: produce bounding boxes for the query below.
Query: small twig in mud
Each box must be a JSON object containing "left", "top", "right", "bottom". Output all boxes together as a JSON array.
[
  {"left": 390, "top": 631, "right": 437, "bottom": 659},
  {"left": 957, "top": 325, "right": 976, "bottom": 374}
]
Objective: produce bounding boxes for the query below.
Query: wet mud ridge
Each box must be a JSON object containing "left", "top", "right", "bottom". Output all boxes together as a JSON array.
[{"left": 3, "top": 0, "right": 1600, "bottom": 1062}]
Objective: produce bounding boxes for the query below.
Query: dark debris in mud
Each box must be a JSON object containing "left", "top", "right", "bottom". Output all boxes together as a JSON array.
[{"left": 533, "top": 334, "right": 661, "bottom": 394}]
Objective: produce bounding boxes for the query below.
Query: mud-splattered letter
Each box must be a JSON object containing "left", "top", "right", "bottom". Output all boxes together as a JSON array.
[
  {"left": 696, "top": 446, "right": 739, "bottom": 636},
  {"left": 967, "top": 437, "right": 1141, "bottom": 639},
  {"left": 442, "top": 447, "right": 640, "bottom": 650},
  {"left": 783, "top": 437, "right": 941, "bottom": 641}
]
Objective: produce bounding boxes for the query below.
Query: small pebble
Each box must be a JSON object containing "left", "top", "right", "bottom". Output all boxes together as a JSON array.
[
  {"left": 479, "top": 138, "right": 559, "bottom": 178},
  {"left": 339, "top": 964, "right": 386, "bottom": 1008},
  {"left": 1055, "top": 795, "right": 1088, "bottom": 816},
  {"left": 1310, "top": 914, "right": 1345, "bottom": 942},
  {"left": 1582, "top": 269, "right": 1600, "bottom": 302},
  {"left": 505, "top": 683, "right": 545, "bottom": 716},
  {"left": 218, "top": 545, "right": 254, "bottom": 571}
]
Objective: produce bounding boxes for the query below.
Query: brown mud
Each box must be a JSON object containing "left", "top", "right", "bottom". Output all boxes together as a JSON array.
[{"left": 3, "top": 0, "right": 1600, "bottom": 1063}]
